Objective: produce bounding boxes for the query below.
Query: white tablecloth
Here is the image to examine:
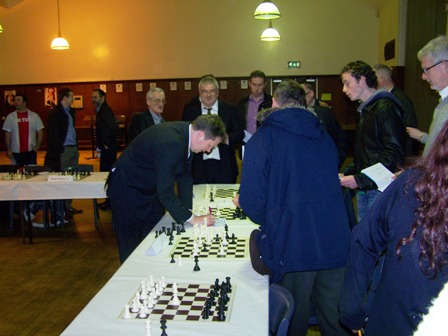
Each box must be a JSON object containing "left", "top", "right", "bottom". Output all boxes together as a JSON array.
[
  {"left": 62, "top": 185, "right": 269, "bottom": 336},
  {"left": 0, "top": 172, "right": 108, "bottom": 201}
]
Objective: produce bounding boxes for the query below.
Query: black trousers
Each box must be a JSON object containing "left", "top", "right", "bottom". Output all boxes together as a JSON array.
[
  {"left": 13, "top": 151, "right": 37, "bottom": 167},
  {"left": 107, "top": 169, "right": 164, "bottom": 263},
  {"left": 100, "top": 145, "right": 117, "bottom": 172}
]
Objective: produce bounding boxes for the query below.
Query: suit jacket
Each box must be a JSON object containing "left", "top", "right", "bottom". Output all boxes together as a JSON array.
[
  {"left": 108, "top": 122, "right": 193, "bottom": 223},
  {"left": 96, "top": 102, "right": 118, "bottom": 150},
  {"left": 236, "top": 92, "right": 273, "bottom": 133},
  {"left": 313, "top": 105, "right": 347, "bottom": 168},
  {"left": 44, "top": 103, "right": 76, "bottom": 171},
  {"left": 127, "top": 110, "right": 157, "bottom": 144},
  {"left": 182, "top": 100, "right": 243, "bottom": 183}
]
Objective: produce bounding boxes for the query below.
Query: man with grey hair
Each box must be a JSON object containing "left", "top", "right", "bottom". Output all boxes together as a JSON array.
[
  {"left": 373, "top": 64, "right": 418, "bottom": 155},
  {"left": 407, "top": 35, "right": 448, "bottom": 156},
  {"left": 239, "top": 79, "right": 350, "bottom": 336},
  {"left": 128, "top": 87, "right": 166, "bottom": 143},
  {"left": 182, "top": 75, "right": 243, "bottom": 183}
]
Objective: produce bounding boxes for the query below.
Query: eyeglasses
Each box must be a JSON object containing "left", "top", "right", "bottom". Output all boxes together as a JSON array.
[
  {"left": 422, "top": 60, "right": 447, "bottom": 75},
  {"left": 148, "top": 98, "right": 166, "bottom": 105},
  {"left": 200, "top": 90, "right": 217, "bottom": 96}
]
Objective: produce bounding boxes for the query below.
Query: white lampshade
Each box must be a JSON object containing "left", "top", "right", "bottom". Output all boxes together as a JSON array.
[
  {"left": 261, "top": 20, "right": 280, "bottom": 41},
  {"left": 0, "top": 24, "right": 3, "bottom": 33},
  {"left": 51, "top": 36, "right": 70, "bottom": 50},
  {"left": 254, "top": 2, "right": 281, "bottom": 20}
]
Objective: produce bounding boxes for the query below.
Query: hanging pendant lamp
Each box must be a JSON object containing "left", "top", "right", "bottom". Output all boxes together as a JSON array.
[
  {"left": 261, "top": 20, "right": 280, "bottom": 41},
  {"left": 254, "top": 2, "right": 281, "bottom": 20},
  {"left": 51, "top": 0, "right": 69, "bottom": 50}
]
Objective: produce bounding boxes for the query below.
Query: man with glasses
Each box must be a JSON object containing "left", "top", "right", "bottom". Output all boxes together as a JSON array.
[
  {"left": 406, "top": 35, "right": 448, "bottom": 157},
  {"left": 182, "top": 76, "right": 243, "bottom": 184},
  {"left": 128, "top": 87, "right": 166, "bottom": 143}
]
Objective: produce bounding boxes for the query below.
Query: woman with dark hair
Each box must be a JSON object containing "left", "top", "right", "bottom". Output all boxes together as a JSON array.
[{"left": 339, "top": 119, "right": 448, "bottom": 335}]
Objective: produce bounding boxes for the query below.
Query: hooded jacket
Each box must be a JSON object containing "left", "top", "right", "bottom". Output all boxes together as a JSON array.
[{"left": 239, "top": 106, "right": 350, "bottom": 282}]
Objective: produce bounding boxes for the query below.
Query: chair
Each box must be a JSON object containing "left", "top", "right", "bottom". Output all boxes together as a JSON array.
[
  {"left": 0, "top": 164, "right": 19, "bottom": 231},
  {"left": 269, "top": 284, "right": 296, "bottom": 336},
  {"left": 73, "top": 164, "right": 101, "bottom": 231}
]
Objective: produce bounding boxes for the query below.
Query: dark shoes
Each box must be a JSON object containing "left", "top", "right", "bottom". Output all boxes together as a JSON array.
[
  {"left": 97, "top": 200, "right": 111, "bottom": 210},
  {"left": 66, "top": 207, "right": 83, "bottom": 215}
]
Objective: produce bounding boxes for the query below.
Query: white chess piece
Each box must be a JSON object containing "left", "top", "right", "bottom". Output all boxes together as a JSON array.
[
  {"left": 143, "top": 300, "right": 150, "bottom": 314},
  {"left": 138, "top": 307, "right": 147, "bottom": 318},
  {"left": 145, "top": 320, "right": 152, "bottom": 336},
  {"left": 220, "top": 244, "right": 225, "bottom": 256},
  {"left": 222, "top": 235, "right": 228, "bottom": 246},
  {"left": 149, "top": 275, "right": 155, "bottom": 287},
  {"left": 171, "top": 293, "right": 180, "bottom": 306},
  {"left": 215, "top": 203, "right": 221, "bottom": 217},
  {"left": 147, "top": 296, "right": 154, "bottom": 309},
  {"left": 131, "top": 298, "right": 139, "bottom": 313},
  {"left": 123, "top": 304, "right": 132, "bottom": 319},
  {"left": 161, "top": 276, "right": 166, "bottom": 289}
]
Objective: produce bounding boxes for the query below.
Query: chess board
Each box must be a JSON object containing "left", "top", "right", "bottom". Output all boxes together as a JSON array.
[
  {"left": 120, "top": 282, "right": 235, "bottom": 322},
  {"left": 171, "top": 236, "right": 248, "bottom": 259},
  {"left": 213, "top": 188, "right": 239, "bottom": 199},
  {"left": 57, "top": 171, "right": 91, "bottom": 180},
  {"left": 210, "top": 207, "right": 247, "bottom": 220}
]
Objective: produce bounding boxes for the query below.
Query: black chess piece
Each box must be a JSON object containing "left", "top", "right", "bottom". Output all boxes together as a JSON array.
[
  {"left": 226, "top": 276, "right": 232, "bottom": 293},
  {"left": 160, "top": 319, "right": 168, "bottom": 336},
  {"left": 224, "top": 224, "right": 228, "bottom": 232},
  {"left": 170, "top": 253, "right": 175, "bottom": 263},
  {"left": 181, "top": 222, "right": 186, "bottom": 233},
  {"left": 202, "top": 243, "right": 208, "bottom": 252},
  {"left": 155, "top": 231, "right": 159, "bottom": 238},
  {"left": 193, "top": 256, "right": 200, "bottom": 272},
  {"left": 162, "top": 226, "right": 166, "bottom": 234},
  {"left": 230, "top": 233, "right": 237, "bottom": 244},
  {"left": 217, "top": 303, "right": 226, "bottom": 321},
  {"left": 166, "top": 228, "right": 171, "bottom": 236},
  {"left": 202, "top": 307, "right": 210, "bottom": 319},
  {"left": 169, "top": 235, "right": 174, "bottom": 245},
  {"left": 215, "top": 234, "right": 220, "bottom": 243},
  {"left": 176, "top": 226, "right": 181, "bottom": 235}
]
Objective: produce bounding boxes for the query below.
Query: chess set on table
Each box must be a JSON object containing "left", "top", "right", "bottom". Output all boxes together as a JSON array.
[
  {"left": 120, "top": 276, "right": 234, "bottom": 324},
  {"left": 171, "top": 235, "right": 248, "bottom": 259},
  {"left": 0, "top": 171, "right": 37, "bottom": 180}
]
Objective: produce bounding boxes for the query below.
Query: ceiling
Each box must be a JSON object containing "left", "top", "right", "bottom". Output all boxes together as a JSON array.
[{"left": 0, "top": 0, "right": 389, "bottom": 10}]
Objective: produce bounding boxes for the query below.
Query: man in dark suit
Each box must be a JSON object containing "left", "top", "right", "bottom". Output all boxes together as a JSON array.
[
  {"left": 302, "top": 83, "right": 347, "bottom": 168},
  {"left": 44, "top": 87, "right": 82, "bottom": 215},
  {"left": 92, "top": 89, "right": 118, "bottom": 172},
  {"left": 182, "top": 76, "right": 243, "bottom": 184},
  {"left": 128, "top": 87, "right": 165, "bottom": 143},
  {"left": 107, "top": 114, "right": 226, "bottom": 263},
  {"left": 373, "top": 64, "right": 418, "bottom": 156}
]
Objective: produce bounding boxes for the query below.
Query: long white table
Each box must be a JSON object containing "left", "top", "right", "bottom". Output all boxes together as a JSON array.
[
  {"left": 0, "top": 172, "right": 108, "bottom": 243},
  {"left": 62, "top": 185, "right": 269, "bottom": 336}
]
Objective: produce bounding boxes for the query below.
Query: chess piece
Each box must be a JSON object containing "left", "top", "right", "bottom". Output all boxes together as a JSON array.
[
  {"left": 181, "top": 222, "right": 186, "bottom": 233},
  {"left": 145, "top": 320, "right": 152, "bottom": 336},
  {"left": 231, "top": 233, "right": 237, "bottom": 244},
  {"left": 226, "top": 276, "right": 232, "bottom": 293},
  {"left": 193, "top": 256, "right": 200, "bottom": 272},
  {"left": 169, "top": 235, "right": 173, "bottom": 245},
  {"left": 155, "top": 231, "right": 159, "bottom": 238},
  {"left": 170, "top": 254, "right": 175, "bottom": 263},
  {"left": 123, "top": 304, "right": 132, "bottom": 319},
  {"left": 160, "top": 319, "right": 168, "bottom": 336}
]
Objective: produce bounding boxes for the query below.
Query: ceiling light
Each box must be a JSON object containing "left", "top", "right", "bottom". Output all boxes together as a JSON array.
[
  {"left": 51, "top": 0, "right": 69, "bottom": 50},
  {"left": 261, "top": 20, "right": 280, "bottom": 41},
  {"left": 254, "top": 2, "right": 281, "bottom": 20},
  {"left": 0, "top": 24, "right": 3, "bottom": 33}
]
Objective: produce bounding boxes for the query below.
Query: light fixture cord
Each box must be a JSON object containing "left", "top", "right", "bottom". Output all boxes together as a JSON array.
[{"left": 56, "top": 0, "right": 61, "bottom": 36}]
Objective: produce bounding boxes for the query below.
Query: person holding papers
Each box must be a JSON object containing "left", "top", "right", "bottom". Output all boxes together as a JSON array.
[
  {"left": 339, "top": 61, "right": 407, "bottom": 221},
  {"left": 339, "top": 119, "right": 448, "bottom": 336}
]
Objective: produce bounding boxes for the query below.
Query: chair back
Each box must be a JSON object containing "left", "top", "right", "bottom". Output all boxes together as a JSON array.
[{"left": 269, "top": 284, "right": 295, "bottom": 336}]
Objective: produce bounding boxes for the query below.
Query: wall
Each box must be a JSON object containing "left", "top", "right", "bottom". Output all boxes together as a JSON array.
[{"left": 0, "top": 0, "right": 379, "bottom": 84}]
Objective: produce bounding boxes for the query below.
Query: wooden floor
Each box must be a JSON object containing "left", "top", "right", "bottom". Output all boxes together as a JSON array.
[
  {"left": 0, "top": 150, "right": 323, "bottom": 336},
  {"left": 0, "top": 151, "right": 120, "bottom": 336}
]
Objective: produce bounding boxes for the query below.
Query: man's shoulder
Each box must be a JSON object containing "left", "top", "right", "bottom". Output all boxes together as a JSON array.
[{"left": 218, "top": 100, "right": 237, "bottom": 112}]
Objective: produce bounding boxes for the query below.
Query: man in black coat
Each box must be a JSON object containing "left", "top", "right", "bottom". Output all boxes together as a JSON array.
[
  {"left": 44, "top": 87, "right": 82, "bottom": 215},
  {"left": 92, "top": 89, "right": 118, "bottom": 172},
  {"left": 106, "top": 114, "right": 226, "bottom": 263},
  {"left": 302, "top": 83, "right": 347, "bottom": 168},
  {"left": 182, "top": 76, "right": 243, "bottom": 184},
  {"left": 128, "top": 87, "right": 166, "bottom": 144}
]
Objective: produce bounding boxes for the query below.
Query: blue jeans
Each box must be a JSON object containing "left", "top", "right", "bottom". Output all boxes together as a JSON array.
[{"left": 356, "top": 189, "right": 381, "bottom": 222}]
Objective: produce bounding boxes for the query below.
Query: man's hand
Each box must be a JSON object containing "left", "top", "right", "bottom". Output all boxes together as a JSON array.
[
  {"left": 189, "top": 214, "right": 215, "bottom": 226},
  {"left": 232, "top": 194, "right": 240, "bottom": 207},
  {"left": 340, "top": 175, "right": 358, "bottom": 189},
  {"left": 406, "top": 127, "right": 425, "bottom": 141}
]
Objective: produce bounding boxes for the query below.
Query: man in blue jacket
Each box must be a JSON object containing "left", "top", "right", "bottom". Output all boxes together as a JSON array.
[{"left": 239, "top": 80, "right": 351, "bottom": 336}]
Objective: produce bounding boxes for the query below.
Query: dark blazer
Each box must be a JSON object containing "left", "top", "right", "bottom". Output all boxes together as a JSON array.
[
  {"left": 313, "top": 104, "right": 347, "bottom": 168},
  {"left": 391, "top": 86, "right": 418, "bottom": 156},
  {"left": 182, "top": 100, "right": 243, "bottom": 184},
  {"left": 236, "top": 92, "right": 273, "bottom": 133},
  {"left": 127, "top": 110, "right": 156, "bottom": 144},
  {"left": 44, "top": 103, "right": 76, "bottom": 171},
  {"left": 96, "top": 102, "right": 118, "bottom": 150},
  {"left": 108, "top": 122, "right": 193, "bottom": 223}
]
